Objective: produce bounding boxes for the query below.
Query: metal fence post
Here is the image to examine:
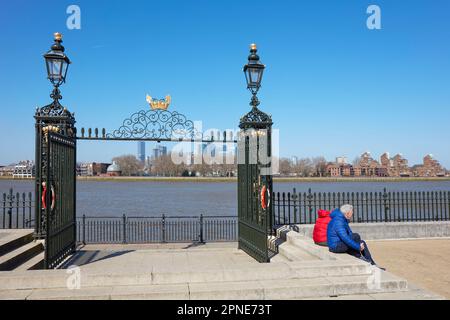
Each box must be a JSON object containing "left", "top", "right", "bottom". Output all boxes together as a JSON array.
[
  {"left": 122, "top": 214, "right": 127, "bottom": 244},
  {"left": 7, "top": 208, "right": 12, "bottom": 229},
  {"left": 307, "top": 188, "right": 313, "bottom": 224},
  {"left": 448, "top": 191, "right": 450, "bottom": 221},
  {"left": 2, "top": 192, "right": 5, "bottom": 229},
  {"left": 199, "top": 214, "right": 205, "bottom": 243},
  {"left": 292, "top": 188, "right": 298, "bottom": 225},
  {"left": 16, "top": 192, "right": 19, "bottom": 229},
  {"left": 28, "top": 192, "right": 32, "bottom": 228},
  {"left": 7, "top": 188, "right": 13, "bottom": 229},
  {"left": 82, "top": 214, "right": 86, "bottom": 245},
  {"left": 162, "top": 214, "right": 166, "bottom": 243},
  {"left": 383, "top": 188, "right": 389, "bottom": 222},
  {"left": 22, "top": 192, "right": 25, "bottom": 228}
]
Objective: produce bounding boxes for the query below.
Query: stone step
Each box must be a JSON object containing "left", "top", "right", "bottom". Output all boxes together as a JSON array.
[
  {"left": 303, "top": 289, "right": 445, "bottom": 300},
  {"left": 1, "top": 271, "right": 407, "bottom": 300},
  {"left": 1, "top": 283, "right": 190, "bottom": 300},
  {"left": 277, "top": 241, "right": 321, "bottom": 261},
  {"left": 0, "top": 230, "right": 34, "bottom": 256},
  {"left": 0, "top": 241, "right": 44, "bottom": 271},
  {"left": 285, "top": 231, "right": 358, "bottom": 263},
  {"left": 14, "top": 252, "right": 44, "bottom": 271},
  {"left": 0, "top": 258, "right": 375, "bottom": 290}
]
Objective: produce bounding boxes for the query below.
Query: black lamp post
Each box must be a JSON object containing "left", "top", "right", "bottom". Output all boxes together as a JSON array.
[
  {"left": 243, "top": 43, "right": 265, "bottom": 108},
  {"left": 43, "top": 32, "right": 71, "bottom": 113},
  {"left": 34, "top": 32, "right": 75, "bottom": 241},
  {"left": 238, "top": 43, "right": 273, "bottom": 263}
]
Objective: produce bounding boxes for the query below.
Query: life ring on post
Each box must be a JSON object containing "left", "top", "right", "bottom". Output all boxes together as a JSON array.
[
  {"left": 41, "top": 182, "right": 55, "bottom": 211},
  {"left": 260, "top": 185, "right": 270, "bottom": 210}
]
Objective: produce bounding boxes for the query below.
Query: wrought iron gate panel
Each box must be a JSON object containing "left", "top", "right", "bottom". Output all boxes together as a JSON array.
[
  {"left": 238, "top": 105, "right": 273, "bottom": 263},
  {"left": 44, "top": 132, "right": 76, "bottom": 268},
  {"left": 35, "top": 97, "right": 77, "bottom": 269}
]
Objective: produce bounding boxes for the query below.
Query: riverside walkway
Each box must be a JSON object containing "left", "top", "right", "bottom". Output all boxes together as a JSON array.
[{"left": 368, "top": 238, "right": 450, "bottom": 299}]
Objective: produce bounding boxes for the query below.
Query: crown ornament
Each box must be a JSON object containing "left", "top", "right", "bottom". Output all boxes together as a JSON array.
[{"left": 146, "top": 94, "right": 171, "bottom": 110}]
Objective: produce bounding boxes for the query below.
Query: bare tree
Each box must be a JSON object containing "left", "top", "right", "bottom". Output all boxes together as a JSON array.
[
  {"left": 294, "top": 158, "right": 314, "bottom": 177},
  {"left": 312, "top": 156, "right": 328, "bottom": 177},
  {"left": 151, "top": 154, "right": 188, "bottom": 177},
  {"left": 112, "top": 155, "right": 143, "bottom": 176},
  {"left": 279, "top": 158, "right": 292, "bottom": 176}
]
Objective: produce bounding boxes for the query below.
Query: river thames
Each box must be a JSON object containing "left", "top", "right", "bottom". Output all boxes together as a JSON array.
[{"left": 1, "top": 179, "right": 450, "bottom": 217}]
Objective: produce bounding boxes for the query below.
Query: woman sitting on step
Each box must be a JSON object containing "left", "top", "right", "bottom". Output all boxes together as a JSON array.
[{"left": 313, "top": 209, "right": 332, "bottom": 246}]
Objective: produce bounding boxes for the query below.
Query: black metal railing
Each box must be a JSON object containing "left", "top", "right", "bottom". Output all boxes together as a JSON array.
[
  {"left": 1, "top": 188, "right": 34, "bottom": 229},
  {"left": 273, "top": 188, "right": 450, "bottom": 225},
  {"left": 76, "top": 214, "right": 238, "bottom": 244}
]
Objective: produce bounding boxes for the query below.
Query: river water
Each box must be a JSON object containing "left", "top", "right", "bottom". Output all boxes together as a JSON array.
[{"left": 1, "top": 180, "right": 450, "bottom": 217}]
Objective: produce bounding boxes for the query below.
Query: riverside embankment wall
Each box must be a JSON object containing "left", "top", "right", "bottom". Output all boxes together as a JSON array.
[{"left": 293, "top": 222, "right": 450, "bottom": 240}]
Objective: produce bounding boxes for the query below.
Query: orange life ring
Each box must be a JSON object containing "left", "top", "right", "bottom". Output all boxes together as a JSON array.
[
  {"left": 261, "top": 185, "right": 270, "bottom": 210},
  {"left": 42, "top": 182, "right": 55, "bottom": 210}
]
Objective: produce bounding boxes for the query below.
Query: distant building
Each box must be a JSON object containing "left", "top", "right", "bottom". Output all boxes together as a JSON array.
[
  {"left": 152, "top": 145, "right": 167, "bottom": 159},
  {"left": 326, "top": 163, "right": 341, "bottom": 177},
  {"left": 335, "top": 156, "right": 347, "bottom": 165},
  {"left": 327, "top": 152, "right": 387, "bottom": 177},
  {"left": 380, "top": 152, "right": 392, "bottom": 168},
  {"left": 358, "top": 152, "right": 373, "bottom": 167},
  {"left": 12, "top": 161, "right": 35, "bottom": 178},
  {"left": 78, "top": 162, "right": 110, "bottom": 176},
  {"left": 391, "top": 154, "right": 410, "bottom": 177},
  {"left": 201, "top": 143, "right": 218, "bottom": 158},
  {"left": 326, "top": 152, "right": 447, "bottom": 178},
  {"left": 412, "top": 154, "right": 445, "bottom": 177},
  {"left": 106, "top": 162, "right": 122, "bottom": 176},
  {"left": 352, "top": 152, "right": 387, "bottom": 177},
  {"left": 137, "top": 142, "right": 146, "bottom": 163},
  {"left": 291, "top": 156, "right": 299, "bottom": 166},
  {"left": 0, "top": 165, "right": 15, "bottom": 176}
]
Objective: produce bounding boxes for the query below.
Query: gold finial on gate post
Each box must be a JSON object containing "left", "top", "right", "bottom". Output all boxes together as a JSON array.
[{"left": 54, "top": 32, "right": 62, "bottom": 41}]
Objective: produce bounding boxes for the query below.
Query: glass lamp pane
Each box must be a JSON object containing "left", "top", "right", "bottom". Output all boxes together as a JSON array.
[
  {"left": 45, "top": 59, "right": 52, "bottom": 78},
  {"left": 250, "top": 69, "right": 260, "bottom": 84},
  {"left": 61, "top": 61, "right": 69, "bottom": 82},
  {"left": 246, "top": 69, "right": 255, "bottom": 86},
  {"left": 46, "top": 58, "right": 63, "bottom": 83},
  {"left": 244, "top": 69, "right": 251, "bottom": 87},
  {"left": 247, "top": 67, "right": 262, "bottom": 88},
  {"left": 51, "top": 59, "right": 62, "bottom": 78},
  {"left": 257, "top": 69, "right": 264, "bottom": 84}
]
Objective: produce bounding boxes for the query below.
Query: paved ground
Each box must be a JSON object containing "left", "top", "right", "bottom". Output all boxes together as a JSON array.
[
  {"left": 367, "top": 238, "right": 450, "bottom": 299},
  {"left": 1, "top": 238, "right": 444, "bottom": 299}
]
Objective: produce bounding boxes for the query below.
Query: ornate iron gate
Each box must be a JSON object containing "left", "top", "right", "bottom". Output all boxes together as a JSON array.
[
  {"left": 35, "top": 92, "right": 77, "bottom": 269},
  {"left": 238, "top": 105, "right": 273, "bottom": 262}
]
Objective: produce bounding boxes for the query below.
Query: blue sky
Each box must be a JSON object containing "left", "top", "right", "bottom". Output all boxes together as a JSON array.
[{"left": 0, "top": 0, "right": 449, "bottom": 167}]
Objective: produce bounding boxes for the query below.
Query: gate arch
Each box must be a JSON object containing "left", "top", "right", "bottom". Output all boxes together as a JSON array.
[{"left": 35, "top": 36, "right": 273, "bottom": 268}]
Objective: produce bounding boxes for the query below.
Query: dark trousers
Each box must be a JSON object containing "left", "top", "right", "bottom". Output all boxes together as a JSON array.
[{"left": 331, "top": 233, "right": 376, "bottom": 265}]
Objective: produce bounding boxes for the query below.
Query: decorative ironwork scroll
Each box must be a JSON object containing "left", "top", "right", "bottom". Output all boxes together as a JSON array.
[
  {"left": 36, "top": 87, "right": 75, "bottom": 119},
  {"left": 105, "top": 109, "right": 202, "bottom": 140},
  {"left": 239, "top": 106, "right": 272, "bottom": 130}
]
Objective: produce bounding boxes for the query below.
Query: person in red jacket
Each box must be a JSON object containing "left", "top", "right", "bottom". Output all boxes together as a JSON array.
[{"left": 313, "top": 209, "right": 332, "bottom": 246}]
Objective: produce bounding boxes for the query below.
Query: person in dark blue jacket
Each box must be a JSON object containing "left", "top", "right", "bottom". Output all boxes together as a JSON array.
[{"left": 327, "top": 204, "right": 379, "bottom": 266}]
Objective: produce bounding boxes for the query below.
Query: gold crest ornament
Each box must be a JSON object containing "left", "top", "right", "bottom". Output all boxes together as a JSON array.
[
  {"left": 146, "top": 94, "right": 171, "bottom": 110},
  {"left": 42, "top": 125, "right": 60, "bottom": 134}
]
